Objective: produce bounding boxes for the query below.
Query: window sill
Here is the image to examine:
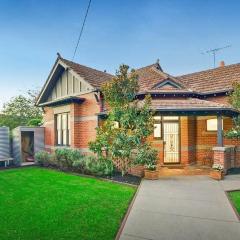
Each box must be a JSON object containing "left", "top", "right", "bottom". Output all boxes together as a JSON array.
[{"left": 55, "top": 145, "right": 71, "bottom": 148}]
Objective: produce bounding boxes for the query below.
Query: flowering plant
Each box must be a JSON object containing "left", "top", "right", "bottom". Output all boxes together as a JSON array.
[
  {"left": 145, "top": 163, "right": 156, "bottom": 171},
  {"left": 212, "top": 163, "right": 224, "bottom": 171}
]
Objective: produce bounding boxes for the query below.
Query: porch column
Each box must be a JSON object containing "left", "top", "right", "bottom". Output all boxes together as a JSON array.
[{"left": 217, "top": 115, "right": 223, "bottom": 147}]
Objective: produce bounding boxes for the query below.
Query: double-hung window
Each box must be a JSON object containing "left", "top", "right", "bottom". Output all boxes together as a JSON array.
[{"left": 56, "top": 113, "right": 71, "bottom": 146}]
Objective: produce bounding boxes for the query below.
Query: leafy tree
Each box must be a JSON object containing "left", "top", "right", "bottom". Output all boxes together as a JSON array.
[
  {"left": 225, "top": 82, "right": 240, "bottom": 139},
  {"left": 0, "top": 90, "right": 42, "bottom": 129},
  {"left": 229, "top": 82, "right": 240, "bottom": 110},
  {"left": 89, "top": 64, "right": 157, "bottom": 175}
]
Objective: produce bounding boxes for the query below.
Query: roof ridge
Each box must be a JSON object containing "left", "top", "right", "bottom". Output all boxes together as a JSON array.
[
  {"left": 176, "top": 62, "right": 240, "bottom": 78},
  {"left": 151, "top": 67, "right": 193, "bottom": 91},
  {"left": 135, "top": 62, "right": 161, "bottom": 72},
  {"left": 60, "top": 57, "right": 113, "bottom": 77}
]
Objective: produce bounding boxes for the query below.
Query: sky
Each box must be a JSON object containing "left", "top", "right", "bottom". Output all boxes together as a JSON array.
[{"left": 0, "top": 0, "right": 240, "bottom": 109}]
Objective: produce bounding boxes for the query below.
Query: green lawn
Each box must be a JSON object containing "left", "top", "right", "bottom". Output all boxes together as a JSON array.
[
  {"left": 0, "top": 167, "right": 136, "bottom": 240},
  {"left": 228, "top": 191, "right": 240, "bottom": 215}
]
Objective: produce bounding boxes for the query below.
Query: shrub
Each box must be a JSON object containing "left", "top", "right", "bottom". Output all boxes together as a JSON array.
[
  {"left": 84, "top": 155, "right": 114, "bottom": 176},
  {"left": 134, "top": 144, "right": 158, "bottom": 170},
  {"left": 36, "top": 148, "right": 114, "bottom": 177},
  {"left": 55, "top": 148, "right": 84, "bottom": 169},
  {"left": 35, "top": 151, "right": 51, "bottom": 166},
  {"left": 72, "top": 158, "right": 86, "bottom": 173}
]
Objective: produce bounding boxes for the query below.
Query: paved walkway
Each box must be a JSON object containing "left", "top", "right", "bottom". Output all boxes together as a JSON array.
[{"left": 119, "top": 175, "right": 240, "bottom": 240}]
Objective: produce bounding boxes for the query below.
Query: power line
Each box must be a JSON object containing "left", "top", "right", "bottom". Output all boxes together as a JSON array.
[{"left": 72, "top": 0, "right": 92, "bottom": 60}]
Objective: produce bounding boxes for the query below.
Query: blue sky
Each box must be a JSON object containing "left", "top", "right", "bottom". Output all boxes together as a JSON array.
[{"left": 0, "top": 0, "right": 240, "bottom": 109}]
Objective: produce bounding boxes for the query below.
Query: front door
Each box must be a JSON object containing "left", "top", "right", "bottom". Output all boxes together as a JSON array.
[{"left": 163, "top": 122, "right": 179, "bottom": 163}]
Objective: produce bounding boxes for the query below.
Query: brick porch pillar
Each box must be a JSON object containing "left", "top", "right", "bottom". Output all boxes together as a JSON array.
[{"left": 212, "top": 146, "right": 235, "bottom": 173}]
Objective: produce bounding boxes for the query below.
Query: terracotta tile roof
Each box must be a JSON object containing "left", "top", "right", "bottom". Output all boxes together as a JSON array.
[
  {"left": 148, "top": 98, "right": 234, "bottom": 111},
  {"left": 61, "top": 58, "right": 113, "bottom": 88},
  {"left": 176, "top": 63, "right": 240, "bottom": 94},
  {"left": 62, "top": 57, "right": 240, "bottom": 95},
  {"left": 135, "top": 63, "right": 192, "bottom": 93}
]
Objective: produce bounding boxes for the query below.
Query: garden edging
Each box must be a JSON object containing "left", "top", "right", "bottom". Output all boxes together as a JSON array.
[{"left": 115, "top": 180, "right": 142, "bottom": 240}]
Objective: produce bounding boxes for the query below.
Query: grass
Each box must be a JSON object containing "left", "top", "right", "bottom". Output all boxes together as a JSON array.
[
  {"left": 228, "top": 190, "right": 240, "bottom": 216},
  {"left": 0, "top": 167, "right": 136, "bottom": 240}
]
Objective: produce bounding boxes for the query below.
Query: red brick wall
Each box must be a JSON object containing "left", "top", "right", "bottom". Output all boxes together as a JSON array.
[
  {"left": 180, "top": 116, "right": 196, "bottom": 165},
  {"left": 71, "top": 93, "right": 100, "bottom": 149},
  {"left": 195, "top": 115, "right": 240, "bottom": 165},
  {"left": 43, "top": 92, "right": 100, "bottom": 152},
  {"left": 42, "top": 92, "right": 240, "bottom": 168}
]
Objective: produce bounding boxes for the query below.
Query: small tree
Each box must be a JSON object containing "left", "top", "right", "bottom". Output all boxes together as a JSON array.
[
  {"left": 225, "top": 82, "right": 240, "bottom": 139},
  {"left": 89, "top": 65, "right": 157, "bottom": 175},
  {"left": 0, "top": 89, "right": 43, "bottom": 129}
]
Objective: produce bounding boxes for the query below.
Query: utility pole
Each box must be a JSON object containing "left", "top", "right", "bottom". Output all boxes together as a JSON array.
[{"left": 202, "top": 45, "right": 231, "bottom": 68}]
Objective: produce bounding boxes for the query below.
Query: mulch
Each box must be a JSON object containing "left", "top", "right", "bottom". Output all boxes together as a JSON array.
[
  {"left": 103, "top": 172, "right": 141, "bottom": 186},
  {"left": 227, "top": 168, "right": 240, "bottom": 175}
]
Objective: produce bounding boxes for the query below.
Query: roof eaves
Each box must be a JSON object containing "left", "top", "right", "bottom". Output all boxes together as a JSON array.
[{"left": 38, "top": 96, "right": 85, "bottom": 107}]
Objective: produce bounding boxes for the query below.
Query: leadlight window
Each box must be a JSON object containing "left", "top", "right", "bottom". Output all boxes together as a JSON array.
[
  {"left": 153, "top": 116, "right": 179, "bottom": 138},
  {"left": 154, "top": 116, "right": 162, "bottom": 139},
  {"left": 206, "top": 118, "right": 223, "bottom": 131}
]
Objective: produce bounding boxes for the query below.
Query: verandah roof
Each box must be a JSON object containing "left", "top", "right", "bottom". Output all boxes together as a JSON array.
[{"left": 148, "top": 98, "right": 239, "bottom": 117}]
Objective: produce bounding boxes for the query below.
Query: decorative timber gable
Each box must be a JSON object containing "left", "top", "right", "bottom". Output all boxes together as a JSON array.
[
  {"left": 36, "top": 57, "right": 98, "bottom": 106},
  {"left": 46, "top": 68, "right": 90, "bottom": 102},
  {"left": 152, "top": 79, "right": 183, "bottom": 90}
]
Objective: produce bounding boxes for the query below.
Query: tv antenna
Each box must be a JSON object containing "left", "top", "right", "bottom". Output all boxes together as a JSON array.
[{"left": 202, "top": 45, "right": 231, "bottom": 68}]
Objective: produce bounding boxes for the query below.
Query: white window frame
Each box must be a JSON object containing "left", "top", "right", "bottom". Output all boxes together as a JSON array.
[{"left": 56, "top": 112, "right": 71, "bottom": 146}]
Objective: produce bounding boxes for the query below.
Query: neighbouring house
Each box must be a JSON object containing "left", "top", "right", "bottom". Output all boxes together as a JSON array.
[{"left": 36, "top": 55, "right": 240, "bottom": 174}]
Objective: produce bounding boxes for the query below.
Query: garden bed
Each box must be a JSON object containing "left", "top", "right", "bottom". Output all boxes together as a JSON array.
[
  {"left": 0, "top": 167, "right": 136, "bottom": 240},
  {"left": 103, "top": 171, "right": 141, "bottom": 185},
  {"left": 227, "top": 167, "right": 240, "bottom": 175},
  {"left": 43, "top": 166, "right": 141, "bottom": 186}
]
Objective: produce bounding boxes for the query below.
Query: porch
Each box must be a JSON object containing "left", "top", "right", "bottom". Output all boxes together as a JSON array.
[{"left": 148, "top": 98, "right": 240, "bottom": 174}]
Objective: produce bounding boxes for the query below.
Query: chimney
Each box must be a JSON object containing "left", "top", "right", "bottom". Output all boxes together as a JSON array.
[{"left": 219, "top": 61, "right": 225, "bottom": 67}]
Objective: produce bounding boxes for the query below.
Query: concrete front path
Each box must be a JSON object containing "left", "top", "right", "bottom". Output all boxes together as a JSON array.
[{"left": 119, "top": 175, "right": 240, "bottom": 240}]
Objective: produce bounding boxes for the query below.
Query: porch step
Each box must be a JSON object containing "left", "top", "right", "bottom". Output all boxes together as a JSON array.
[
  {"left": 158, "top": 165, "right": 211, "bottom": 177},
  {"left": 161, "top": 164, "right": 185, "bottom": 169}
]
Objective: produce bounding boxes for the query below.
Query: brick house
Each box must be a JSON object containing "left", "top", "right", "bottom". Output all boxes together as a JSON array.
[{"left": 36, "top": 55, "right": 240, "bottom": 173}]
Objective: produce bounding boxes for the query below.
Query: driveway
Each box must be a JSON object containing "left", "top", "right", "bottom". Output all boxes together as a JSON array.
[{"left": 119, "top": 175, "right": 240, "bottom": 240}]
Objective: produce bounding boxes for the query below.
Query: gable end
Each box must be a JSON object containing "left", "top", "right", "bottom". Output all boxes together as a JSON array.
[
  {"left": 152, "top": 79, "right": 183, "bottom": 90},
  {"left": 36, "top": 58, "right": 95, "bottom": 106}
]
